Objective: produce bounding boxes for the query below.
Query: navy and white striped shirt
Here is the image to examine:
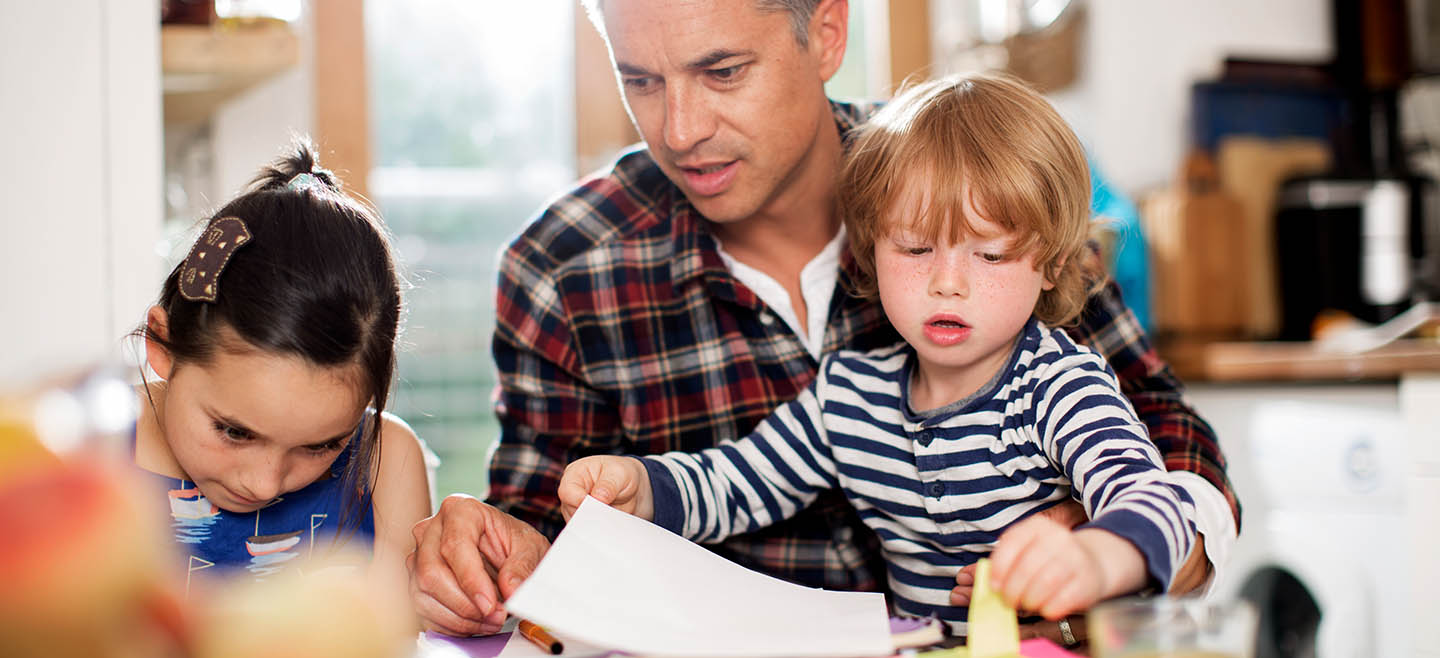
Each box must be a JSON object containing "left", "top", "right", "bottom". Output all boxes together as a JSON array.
[{"left": 644, "top": 317, "right": 1197, "bottom": 629}]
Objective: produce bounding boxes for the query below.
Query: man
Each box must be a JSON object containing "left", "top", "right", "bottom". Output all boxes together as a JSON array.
[{"left": 408, "top": 0, "right": 1240, "bottom": 644}]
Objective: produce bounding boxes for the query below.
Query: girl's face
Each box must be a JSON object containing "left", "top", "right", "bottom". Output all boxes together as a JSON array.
[
  {"left": 874, "top": 180, "right": 1054, "bottom": 407},
  {"left": 152, "top": 338, "right": 368, "bottom": 513}
]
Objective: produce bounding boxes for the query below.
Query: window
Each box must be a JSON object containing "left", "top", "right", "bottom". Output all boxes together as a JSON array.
[{"left": 367, "top": 1, "right": 575, "bottom": 498}]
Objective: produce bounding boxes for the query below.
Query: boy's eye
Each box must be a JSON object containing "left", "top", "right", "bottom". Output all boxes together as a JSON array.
[
  {"left": 906, "top": 246, "right": 932, "bottom": 256},
  {"left": 979, "top": 252, "right": 1007, "bottom": 263}
]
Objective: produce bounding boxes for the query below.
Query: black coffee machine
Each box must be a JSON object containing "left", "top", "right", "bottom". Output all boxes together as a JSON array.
[
  {"left": 1270, "top": 0, "right": 1440, "bottom": 340},
  {"left": 1274, "top": 175, "right": 1437, "bottom": 340}
]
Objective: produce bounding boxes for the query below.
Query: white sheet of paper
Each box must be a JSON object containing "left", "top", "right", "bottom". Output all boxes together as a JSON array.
[{"left": 504, "top": 496, "right": 891, "bottom": 657}]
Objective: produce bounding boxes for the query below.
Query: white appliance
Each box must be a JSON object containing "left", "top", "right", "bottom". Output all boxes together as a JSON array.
[{"left": 1190, "top": 384, "right": 1413, "bottom": 658}]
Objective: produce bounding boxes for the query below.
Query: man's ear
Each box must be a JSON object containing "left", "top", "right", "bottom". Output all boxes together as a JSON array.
[
  {"left": 811, "top": 0, "right": 849, "bottom": 82},
  {"left": 145, "top": 306, "right": 175, "bottom": 381}
]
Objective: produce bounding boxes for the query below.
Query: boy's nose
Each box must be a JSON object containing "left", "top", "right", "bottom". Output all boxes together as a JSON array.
[{"left": 929, "top": 253, "right": 970, "bottom": 297}]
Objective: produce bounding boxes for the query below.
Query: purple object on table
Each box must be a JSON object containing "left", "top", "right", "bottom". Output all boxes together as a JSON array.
[{"left": 420, "top": 630, "right": 513, "bottom": 658}]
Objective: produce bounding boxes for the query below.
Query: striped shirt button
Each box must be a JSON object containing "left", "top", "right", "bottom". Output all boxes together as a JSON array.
[
  {"left": 928, "top": 482, "right": 945, "bottom": 498},
  {"left": 916, "top": 430, "right": 933, "bottom": 446}
]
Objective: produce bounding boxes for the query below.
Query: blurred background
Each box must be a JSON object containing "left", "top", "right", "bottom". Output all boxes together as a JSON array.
[{"left": 2, "top": 2, "right": 1439, "bottom": 655}]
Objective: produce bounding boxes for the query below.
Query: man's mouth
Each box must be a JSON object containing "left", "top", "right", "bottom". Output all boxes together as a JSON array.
[{"left": 678, "top": 161, "right": 738, "bottom": 197}]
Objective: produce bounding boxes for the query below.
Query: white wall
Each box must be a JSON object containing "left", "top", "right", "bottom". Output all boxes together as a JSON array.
[
  {"left": 1049, "top": 0, "right": 1332, "bottom": 195},
  {"left": 0, "top": 1, "right": 162, "bottom": 386},
  {"left": 931, "top": 1, "right": 1334, "bottom": 197}
]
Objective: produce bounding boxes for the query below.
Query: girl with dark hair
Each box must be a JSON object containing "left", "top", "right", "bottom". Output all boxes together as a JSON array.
[{"left": 132, "top": 139, "right": 430, "bottom": 590}]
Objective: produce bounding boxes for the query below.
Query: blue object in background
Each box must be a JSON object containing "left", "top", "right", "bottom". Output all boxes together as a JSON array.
[{"left": 1089, "top": 154, "right": 1153, "bottom": 333}]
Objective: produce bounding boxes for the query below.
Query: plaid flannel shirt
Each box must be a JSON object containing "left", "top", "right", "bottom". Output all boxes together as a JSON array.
[{"left": 487, "top": 100, "right": 1241, "bottom": 592}]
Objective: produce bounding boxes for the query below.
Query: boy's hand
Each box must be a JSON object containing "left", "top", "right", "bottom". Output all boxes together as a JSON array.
[
  {"left": 987, "top": 515, "right": 1146, "bottom": 620},
  {"left": 558, "top": 456, "right": 654, "bottom": 521},
  {"left": 950, "top": 500, "right": 1087, "bottom": 606}
]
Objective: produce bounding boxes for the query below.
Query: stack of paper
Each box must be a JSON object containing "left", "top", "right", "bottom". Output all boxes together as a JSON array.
[{"left": 503, "top": 496, "right": 892, "bottom": 657}]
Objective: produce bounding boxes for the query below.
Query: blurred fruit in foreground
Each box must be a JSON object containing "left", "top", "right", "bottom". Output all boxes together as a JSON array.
[
  {"left": 0, "top": 459, "right": 188, "bottom": 658},
  {"left": 195, "top": 551, "right": 413, "bottom": 658}
]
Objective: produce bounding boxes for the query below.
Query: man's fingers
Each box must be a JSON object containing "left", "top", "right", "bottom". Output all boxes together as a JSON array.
[
  {"left": 440, "top": 510, "right": 502, "bottom": 616},
  {"left": 413, "top": 590, "right": 504, "bottom": 637},
  {"left": 411, "top": 511, "right": 489, "bottom": 622}
]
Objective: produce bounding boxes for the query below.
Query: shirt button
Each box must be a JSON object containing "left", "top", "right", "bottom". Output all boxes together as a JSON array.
[
  {"left": 916, "top": 431, "right": 932, "bottom": 447},
  {"left": 928, "top": 482, "right": 945, "bottom": 498}
]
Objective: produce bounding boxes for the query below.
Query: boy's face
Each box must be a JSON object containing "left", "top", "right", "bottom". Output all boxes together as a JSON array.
[
  {"left": 151, "top": 341, "right": 367, "bottom": 513},
  {"left": 874, "top": 182, "right": 1054, "bottom": 405},
  {"left": 600, "top": 0, "right": 846, "bottom": 225}
]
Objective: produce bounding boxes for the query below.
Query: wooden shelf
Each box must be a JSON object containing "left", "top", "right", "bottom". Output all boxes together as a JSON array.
[
  {"left": 1162, "top": 337, "right": 1440, "bottom": 382},
  {"left": 161, "top": 22, "right": 300, "bottom": 124}
]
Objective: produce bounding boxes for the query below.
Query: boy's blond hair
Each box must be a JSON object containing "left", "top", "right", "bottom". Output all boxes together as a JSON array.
[{"left": 840, "top": 73, "right": 1103, "bottom": 326}]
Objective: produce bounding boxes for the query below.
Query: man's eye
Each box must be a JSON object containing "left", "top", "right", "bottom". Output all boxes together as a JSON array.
[
  {"left": 623, "top": 76, "right": 657, "bottom": 93},
  {"left": 709, "top": 65, "right": 743, "bottom": 81}
]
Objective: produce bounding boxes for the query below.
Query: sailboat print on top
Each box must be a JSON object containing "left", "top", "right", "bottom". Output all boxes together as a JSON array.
[
  {"left": 169, "top": 479, "right": 219, "bottom": 544},
  {"left": 246, "top": 498, "right": 302, "bottom": 577},
  {"left": 168, "top": 484, "right": 219, "bottom": 519}
]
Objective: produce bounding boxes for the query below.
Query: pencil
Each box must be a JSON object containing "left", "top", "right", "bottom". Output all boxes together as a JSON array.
[{"left": 517, "top": 619, "right": 564, "bottom": 655}]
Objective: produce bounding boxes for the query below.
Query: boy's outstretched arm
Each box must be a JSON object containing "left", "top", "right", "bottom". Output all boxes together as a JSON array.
[{"left": 558, "top": 456, "right": 654, "bottom": 521}]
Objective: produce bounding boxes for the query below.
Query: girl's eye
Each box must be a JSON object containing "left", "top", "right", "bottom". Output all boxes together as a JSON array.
[
  {"left": 906, "top": 246, "right": 931, "bottom": 256},
  {"left": 306, "top": 440, "right": 345, "bottom": 456},
  {"left": 979, "top": 252, "right": 1007, "bottom": 263},
  {"left": 213, "top": 421, "right": 252, "bottom": 442}
]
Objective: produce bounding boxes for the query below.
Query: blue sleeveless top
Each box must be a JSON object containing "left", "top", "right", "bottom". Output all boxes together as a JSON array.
[{"left": 134, "top": 423, "right": 376, "bottom": 586}]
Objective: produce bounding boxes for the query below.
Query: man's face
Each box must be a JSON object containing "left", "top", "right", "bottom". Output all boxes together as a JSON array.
[{"left": 601, "top": 0, "right": 845, "bottom": 225}]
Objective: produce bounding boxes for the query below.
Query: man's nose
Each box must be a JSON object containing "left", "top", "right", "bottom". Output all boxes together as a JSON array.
[{"left": 664, "top": 83, "right": 715, "bottom": 153}]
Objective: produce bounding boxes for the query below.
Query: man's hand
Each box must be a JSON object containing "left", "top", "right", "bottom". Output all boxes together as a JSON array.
[
  {"left": 557, "top": 456, "right": 654, "bottom": 521},
  {"left": 407, "top": 495, "right": 549, "bottom": 636}
]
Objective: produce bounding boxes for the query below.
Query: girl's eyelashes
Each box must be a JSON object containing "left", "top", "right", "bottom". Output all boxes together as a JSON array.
[
  {"left": 213, "top": 420, "right": 253, "bottom": 442},
  {"left": 306, "top": 439, "right": 346, "bottom": 455}
]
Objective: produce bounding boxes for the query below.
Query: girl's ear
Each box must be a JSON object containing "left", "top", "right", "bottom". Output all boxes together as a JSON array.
[{"left": 145, "top": 306, "right": 175, "bottom": 380}]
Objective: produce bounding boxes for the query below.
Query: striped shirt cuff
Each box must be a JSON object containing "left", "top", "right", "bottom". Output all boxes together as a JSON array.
[
  {"left": 1080, "top": 508, "right": 1184, "bottom": 590},
  {"left": 643, "top": 456, "right": 686, "bottom": 534}
]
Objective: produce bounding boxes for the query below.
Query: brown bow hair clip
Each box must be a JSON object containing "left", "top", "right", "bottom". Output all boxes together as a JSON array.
[{"left": 179, "top": 216, "right": 252, "bottom": 302}]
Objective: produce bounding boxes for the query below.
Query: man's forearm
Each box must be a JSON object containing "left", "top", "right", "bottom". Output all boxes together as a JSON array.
[{"left": 1168, "top": 533, "right": 1210, "bottom": 595}]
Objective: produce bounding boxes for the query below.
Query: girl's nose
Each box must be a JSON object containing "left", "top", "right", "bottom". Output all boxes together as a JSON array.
[{"left": 242, "top": 462, "right": 285, "bottom": 503}]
